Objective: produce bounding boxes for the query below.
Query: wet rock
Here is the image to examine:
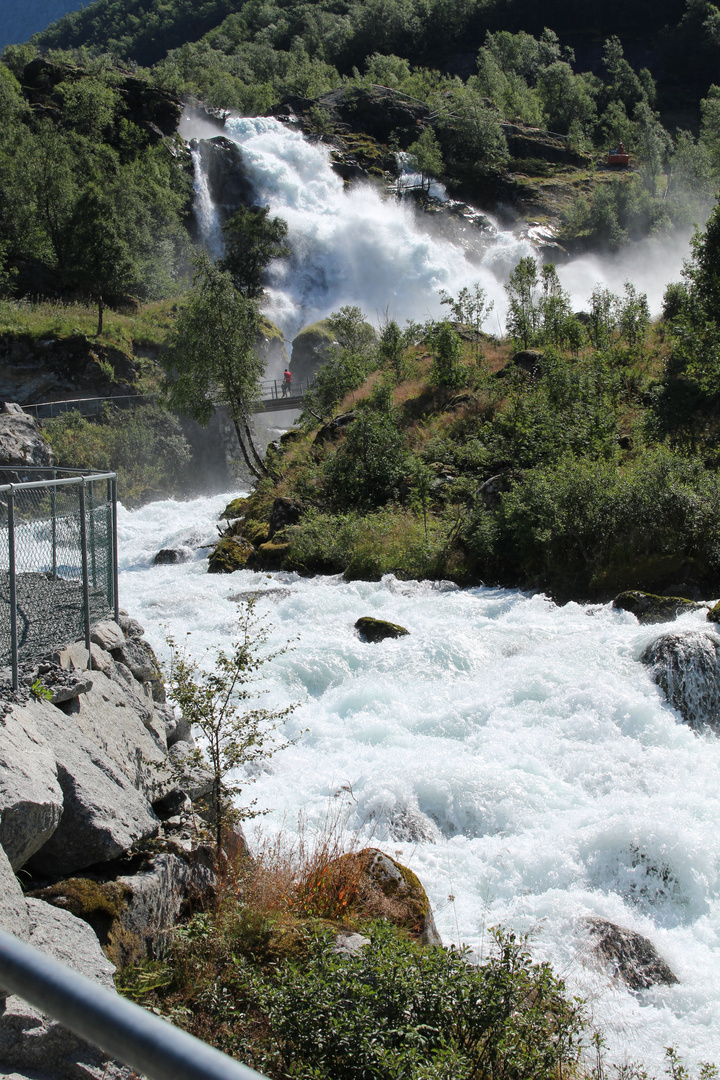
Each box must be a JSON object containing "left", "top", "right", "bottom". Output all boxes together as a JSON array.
[
  {"left": 355, "top": 617, "right": 410, "bottom": 643},
  {"left": 208, "top": 535, "right": 255, "bottom": 573},
  {"left": 0, "top": 402, "right": 53, "bottom": 468},
  {"left": 707, "top": 600, "right": 720, "bottom": 623},
  {"left": 220, "top": 496, "right": 249, "bottom": 520},
  {"left": 586, "top": 917, "right": 678, "bottom": 990},
  {"left": 641, "top": 631, "right": 720, "bottom": 730},
  {"left": 199, "top": 136, "right": 254, "bottom": 219},
  {"left": 0, "top": 698, "right": 63, "bottom": 869},
  {"left": 613, "top": 591, "right": 702, "bottom": 624},
  {"left": 290, "top": 319, "right": 336, "bottom": 383},
  {"left": 253, "top": 540, "right": 291, "bottom": 569},
  {"left": 153, "top": 547, "right": 190, "bottom": 565}
]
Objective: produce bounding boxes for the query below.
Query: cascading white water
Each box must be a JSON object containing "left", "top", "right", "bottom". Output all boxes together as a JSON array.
[
  {"left": 190, "top": 145, "right": 225, "bottom": 261},
  {"left": 184, "top": 114, "right": 693, "bottom": 339},
  {"left": 119, "top": 492, "right": 720, "bottom": 1074}
]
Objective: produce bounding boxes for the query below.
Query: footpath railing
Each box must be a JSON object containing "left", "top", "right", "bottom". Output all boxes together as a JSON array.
[
  {"left": 22, "top": 378, "right": 314, "bottom": 421},
  {"left": 0, "top": 467, "right": 119, "bottom": 689},
  {"left": 0, "top": 928, "right": 268, "bottom": 1080}
]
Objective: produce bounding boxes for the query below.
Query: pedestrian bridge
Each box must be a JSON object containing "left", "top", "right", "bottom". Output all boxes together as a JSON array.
[{"left": 21, "top": 379, "right": 311, "bottom": 421}]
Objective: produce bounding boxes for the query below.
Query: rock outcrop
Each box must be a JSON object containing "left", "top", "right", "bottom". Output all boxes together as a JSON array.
[
  {"left": 0, "top": 334, "right": 137, "bottom": 405},
  {"left": 641, "top": 630, "right": 720, "bottom": 730},
  {"left": 355, "top": 617, "right": 410, "bottom": 642},
  {"left": 290, "top": 319, "right": 336, "bottom": 384},
  {"left": 613, "top": 590, "right": 702, "bottom": 624},
  {"left": 586, "top": 917, "right": 678, "bottom": 991},
  {"left": 0, "top": 401, "right": 53, "bottom": 468}
]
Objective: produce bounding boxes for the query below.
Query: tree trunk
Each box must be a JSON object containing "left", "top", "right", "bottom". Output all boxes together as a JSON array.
[
  {"left": 97, "top": 298, "right": 104, "bottom": 337},
  {"left": 240, "top": 409, "right": 268, "bottom": 476},
  {"left": 232, "top": 416, "right": 263, "bottom": 481}
]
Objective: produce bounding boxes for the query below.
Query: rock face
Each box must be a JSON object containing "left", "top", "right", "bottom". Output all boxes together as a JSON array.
[
  {"left": 0, "top": 898, "right": 133, "bottom": 1080},
  {"left": 641, "top": 631, "right": 720, "bottom": 731},
  {"left": 268, "top": 496, "right": 307, "bottom": 539},
  {"left": 290, "top": 319, "right": 336, "bottom": 384},
  {"left": 0, "top": 697, "right": 64, "bottom": 869},
  {"left": 355, "top": 617, "right": 410, "bottom": 643},
  {"left": 0, "top": 334, "right": 136, "bottom": 405},
  {"left": 198, "top": 136, "right": 254, "bottom": 221},
  {"left": 586, "top": 917, "right": 678, "bottom": 990},
  {"left": 613, "top": 591, "right": 702, "bottom": 624},
  {"left": 0, "top": 402, "right": 53, "bottom": 468},
  {"left": 0, "top": 842, "right": 30, "bottom": 939}
]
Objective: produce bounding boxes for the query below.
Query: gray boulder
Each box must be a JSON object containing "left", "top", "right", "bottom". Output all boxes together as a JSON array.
[
  {"left": 26, "top": 689, "right": 160, "bottom": 877},
  {"left": 0, "top": 898, "right": 132, "bottom": 1080},
  {"left": 167, "top": 741, "right": 213, "bottom": 802},
  {"left": 586, "top": 917, "right": 678, "bottom": 990},
  {"left": 0, "top": 402, "right": 53, "bottom": 468},
  {"left": 111, "top": 637, "right": 158, "bottom": 683},
  {"left": 0, "top": 698, "right": 63, "bottom": 869},
  {"left": 0, "top": 842, "right": 29, "bottom": 940},
  {"left": 90, "top": 620, "right": 125, "bottom": 653},
  {"left": 115, "top": 853, "right": 192, "bottom": 963},
  {"left": 641, "top": 630, "right": 720, "bottom": 730}
]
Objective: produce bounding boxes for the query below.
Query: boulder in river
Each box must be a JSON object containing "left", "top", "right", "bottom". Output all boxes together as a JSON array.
[
  {"left": 355, "top": 617, "right": 410, "bottom": 642},
  {"left": 208, "top": 535, "right": 255, "bottom": 573},
  {"left": 586, "top": 916, "right": 678, "bottom": 991},
  {"left": 153, "top": 547, "right": 190, "bottom": 565},
  {"left": 613, "top": 590, "right": 702, "bottom": 624},
  {"left": 641, "top": 630, "right": 720, "bottom": 730}
]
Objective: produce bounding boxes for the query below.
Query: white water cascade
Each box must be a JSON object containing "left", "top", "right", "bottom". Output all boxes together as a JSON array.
[
  {"left": 182, "top": 114, "right": 693, "bottom": 339},
  {"left": 119, "top": 492, "right": 720, "bottom": 1073},
  {"left": 189, "top": 144, "right": 224, "bottom": 261}
]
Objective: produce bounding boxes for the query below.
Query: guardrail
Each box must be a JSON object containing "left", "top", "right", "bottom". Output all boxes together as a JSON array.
[
  {"left": 0, "top": 928, "right": 268, "bottom": 1080},
  {"left": 0, "top": 467, "right": 119, "bottom": 689}
]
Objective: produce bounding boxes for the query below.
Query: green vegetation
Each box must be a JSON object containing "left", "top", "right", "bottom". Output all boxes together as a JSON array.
[{"left": 43, "top": 403, "right": 191, "bottom": 505}]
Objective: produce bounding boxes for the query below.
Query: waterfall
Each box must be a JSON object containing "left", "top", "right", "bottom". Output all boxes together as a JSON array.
[
  {"left": 189, "top": 144, "right": 224, "bottom": 260},
  {"left": 184, "top": 113, "right": 692, "bottom": 341}
]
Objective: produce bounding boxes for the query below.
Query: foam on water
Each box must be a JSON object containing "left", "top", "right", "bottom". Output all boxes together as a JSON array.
[{"left": 119, "top": 492, "right": 720, "bottom": 1072}]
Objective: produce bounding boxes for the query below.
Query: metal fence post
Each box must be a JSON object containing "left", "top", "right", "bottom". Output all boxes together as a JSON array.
[
  {"left": 79, "top": 481, "right": 92, "bottom": 661},
  {"left": 8, "top": 487, "right": 18, "bottom": 691},
  {"left": 89, "top": 479, "right": 97, "bottom": 587},
  {"left": 51, "top": 469, "right": 57, "bottom": 579},
  {"left": 111, "top": 477, "right": 119, "bottom": 624}
]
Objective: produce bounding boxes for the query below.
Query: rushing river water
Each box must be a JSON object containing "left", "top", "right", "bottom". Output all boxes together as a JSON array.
[{"left": 118, "top": 491, "right": 720, "bottom": 1072}]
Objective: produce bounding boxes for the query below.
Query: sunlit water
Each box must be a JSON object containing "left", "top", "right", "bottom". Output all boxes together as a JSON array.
[
  {"left": 119, "top": 492, "right": 720, "bottom": 1072},
  {"left": 181, "top": 113, "right": 693, "bottom": 338}
]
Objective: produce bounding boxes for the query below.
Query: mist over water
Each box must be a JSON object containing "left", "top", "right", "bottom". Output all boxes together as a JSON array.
[
  {"left": 119, "top": 492, "right": 720, "bottom": 1074},
  {"left": 182, "top": 112, "right": 694, "bottom": 338}
]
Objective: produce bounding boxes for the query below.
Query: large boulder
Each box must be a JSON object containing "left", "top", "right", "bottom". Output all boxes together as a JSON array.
[
  {"left": 613, "top": 590, "right": 702, "bottom": 624},
  {"left": 355, "top": 617, "right": 410, "bottom": 643},
  {"left": 290, "top": 319, "right": 336, "bottom": 384},
  {"left": 25, "top": 686, "right": 161, "bottom": 877},
  {"left": 198, "top": 136, "right": 254, "bottom": 220},
  {"left": 0, "top": 898, "right": 132, "bottom": 1080},
  {"left": 0, "top": 697, "right": 64, "bottom": 869},
  {"left": 0, "top": 842, "right": 30, "bottom": 940},
  {"left": 0, "top": 402, "right": 53, "bottom": 468},
  {"left": 586, "top": 917, "right": 678, "bottom": 990},
  {"left": 306, "top": 847, "right": 441, "bottom": 945},
  {"left": 641, "top": 631, "right": 720, "bottom": 731}
]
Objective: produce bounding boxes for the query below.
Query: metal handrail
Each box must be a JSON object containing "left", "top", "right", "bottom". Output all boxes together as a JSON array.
[
  {"left": 0, "top": 471, "right": 117, "bottom": 493},
  {"left": 0, "top": 928, "right": 267, "bottom": 1080}
]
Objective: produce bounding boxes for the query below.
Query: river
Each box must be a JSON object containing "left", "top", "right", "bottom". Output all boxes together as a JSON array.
[{"left": 118, "top": 491, "right": 720, "bottom": 1073}]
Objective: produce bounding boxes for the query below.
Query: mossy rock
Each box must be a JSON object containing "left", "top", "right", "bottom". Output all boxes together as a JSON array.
[
  {"left": 612, "top": 590, "right": 702, "bottom": 624},
  {"left": 301, "top": 848, "right": 440, "bottom": 945},
  {"left": 707, "top": 601, "right": 720, "bottom": 623},
  {"left": 252, "top": 540, "right": 291, "bottom": 569},
  {"left": 30, "top": 877, "right": 130, "bottom": 945},
  {"left": 208, "top": 536, "right": 255, "bottom": 574},
  {"left": 355, "top": 616, "right": 410, "bottom": 642},
  {"left": 221, "top": 496, "right": 249, "bottom": 520},
  {"left": 243, "top": 517, "right": 270, "bottom": 546}
]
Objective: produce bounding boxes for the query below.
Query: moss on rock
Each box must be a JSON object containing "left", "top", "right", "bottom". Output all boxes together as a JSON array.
[
  {"left": 355, "top": 616, "right": 410, "bottom": 642},
  {"left": 208, "top": 536, "right": 255, "bottom": 574},
  {"left": 221, "top": 496, "right": 249, "bottom": 520},
  {"left": 31, "top": 877, "right": 130, "bottom": 944},
  {"left": 612, "top": 590, "right": 702, "bottom": 624}
]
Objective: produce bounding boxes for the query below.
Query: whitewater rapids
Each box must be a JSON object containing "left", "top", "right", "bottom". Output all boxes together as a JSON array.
[{"left": 119, "top": 492, "right": 720, "bottom": 1072}]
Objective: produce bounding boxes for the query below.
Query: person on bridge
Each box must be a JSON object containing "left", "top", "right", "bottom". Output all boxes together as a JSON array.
[{"left": 282, "top": 368, "right": 292, "bottom": 397}]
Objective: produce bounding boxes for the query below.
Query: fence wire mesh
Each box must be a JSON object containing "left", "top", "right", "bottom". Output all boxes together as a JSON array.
[{"left": 0, "top": 468, "right": 118, "bottom": 674}]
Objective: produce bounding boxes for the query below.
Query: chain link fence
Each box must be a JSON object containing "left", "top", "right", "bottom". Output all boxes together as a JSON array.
[{"left": 0, "top": 468, "right": 119, "bottom": 687}]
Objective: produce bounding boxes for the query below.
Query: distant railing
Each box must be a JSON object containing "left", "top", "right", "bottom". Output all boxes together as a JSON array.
[
  {"left": 0, "top": 928, "right": 267, "bottom": 1080},
  {"left": 22, "top": 379, "right": 314, "bottom": 421},
  {"left": 0, "top": 467, "right": 119, "bottom": 689}
]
